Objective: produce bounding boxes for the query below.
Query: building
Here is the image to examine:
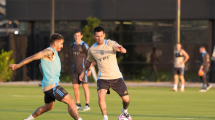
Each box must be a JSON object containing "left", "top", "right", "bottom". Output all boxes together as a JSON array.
[{"left": 5, "top": 0, "right": 215, "bottom": 82}]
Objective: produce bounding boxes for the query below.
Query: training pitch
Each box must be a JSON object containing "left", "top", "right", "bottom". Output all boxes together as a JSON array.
[{"left": 0, "top": 85, "right": 214, "bottom": 120}]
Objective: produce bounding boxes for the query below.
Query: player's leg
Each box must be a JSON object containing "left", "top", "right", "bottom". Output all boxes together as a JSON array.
[
  {"left": 121, "top": 95, "right": 130, "bottom": 117},
  {"left": 72, "top": 73, "right": 82, "bottom": 110},
  {"left": 179, "top": 68, "right": 185, "bottom": 92},
  {"left": 62, "top": 94, "right": 82, "bottom": 120},
  {"left": 111, "top": 78, "right": 130, "bottom": 118},
  {"left": 82, "top": 83, "right": 90, "bottom": 111},
  {"left": 173, "top": 68, "right": 179, "bottom": 91},
  {"left": 24, "top": 102, "right": 55, "bottom": 120},
  {"left": 81, "top": 73, "right": 90, "bottom": 111},
  {"left": 98, "top": 89, "right": 108, "bottom": 120},
  {"left": 97, "top": 79, "right": 110, "bottom": 120},
  {"left": 24, "top": 88, "right": 56, "bottom": 120},
  {"left": 204, "top": 71, "right": 212, "bottom": 90},
  {"left": 153, "top": 65, "right": 159, "bottom": 81},
  {"left": 54, "top": 85, "right": 82, "bottom": 120},
  {"left": 179, "top": 75, "right": 185, "bottom": 92}
]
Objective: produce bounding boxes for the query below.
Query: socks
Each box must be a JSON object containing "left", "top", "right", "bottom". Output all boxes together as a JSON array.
[
  {"left": 181, "top": 85, "right": 184, "bottom": 89},
  {"left": 173, "top": 84, "right": 177, "bottom": 90},
  {"left": 76, "top": 103, "right": 81, "bottom": 106},
  {"left": 123, "top": 109, "right": 128, "bottom": 113},
  {"left": 85, "top": 103, "right": 89, "bottom": 106},
  {"left": 103, "top": 115, "right": 108, "bottom": 120},
  {"left": 26, "top": 114, "right": 34, "bottom": 120},
  {"left": 78, "top": 118, "right": 82, "bottom": 120}
]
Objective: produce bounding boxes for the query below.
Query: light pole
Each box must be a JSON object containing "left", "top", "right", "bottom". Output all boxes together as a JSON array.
[
  {"left": 176, "top": 0, "right": 181, "bottom": 43},
  {"left": 50, "top": 0, "right": 55, "bottom": 36}
]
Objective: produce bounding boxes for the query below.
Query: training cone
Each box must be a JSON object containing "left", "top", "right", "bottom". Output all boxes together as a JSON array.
[{"left": 198, "top": 70, "right": 204, "bottom": 76}]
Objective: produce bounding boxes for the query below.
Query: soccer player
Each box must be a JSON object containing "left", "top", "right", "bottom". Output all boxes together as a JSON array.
[
  {"left": 199, "top": 46, "right": 212, "bottom": 92},
  {"left": 9, "top": 33, "right": 82, "bottom": 120},
  {"left": 149, "top": 47, "right": 159, "bottom": 81},
  {"left": 79, "top": 26, "right": 130, "bottom": 120},
  {"left": 172, "top": 43, "right": 189, "bottom": 92},
  {"left": 71, "top": 29, "right": 90, "bottom": 111}
]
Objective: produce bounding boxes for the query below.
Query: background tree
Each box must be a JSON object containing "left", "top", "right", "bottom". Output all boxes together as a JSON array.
[
  {"left": 82, "top": 16, "right": 101, "bottom": 46},
  {"left": 0, "top": 49, "right": 14, "bottom": 82}
]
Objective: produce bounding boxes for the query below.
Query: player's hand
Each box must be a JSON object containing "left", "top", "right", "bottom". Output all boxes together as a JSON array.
[
  {"left": 79, "top": 72, "right": 84, "bottom": 81},
  {"left": 38, "top": 82, "right": 42, "bottom": 87},
  {"left": 9, "top": 64, "right": 18, "bottom": 70},
  {"left": 116, "top": 45, "right": 123, "bottom": 52}
]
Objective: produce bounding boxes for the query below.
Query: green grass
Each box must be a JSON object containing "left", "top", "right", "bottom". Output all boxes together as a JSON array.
[{"left": 0, "top": 86, "right": 215, "bottom": 120}]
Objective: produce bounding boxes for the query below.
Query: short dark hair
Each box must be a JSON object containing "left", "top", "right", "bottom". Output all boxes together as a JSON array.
[
  {"left": 200, "top": 45, "right": 206, "bottom": 49},
  {"left": 94, "top": 26, "right": 104, "bottom": 34},
  {"left": 73, "top": 29, "right": 83, "bottom": 35},
  {"left": 50, "top": 33, "right": 64, "bottom": 44}
]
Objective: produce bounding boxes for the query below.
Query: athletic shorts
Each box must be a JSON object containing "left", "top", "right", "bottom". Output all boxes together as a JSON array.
[
  {"left": 97, "top": 78, "right": 129, "bottom": 97},
  {"left": 44, "top": 85, "right": 68, "bottom": 103},
  {"left": 174, "top": 68, "right": 184, "bottom": 75},
  {"left": 72, "top": 73, "right": 88, "bottom": 84}
]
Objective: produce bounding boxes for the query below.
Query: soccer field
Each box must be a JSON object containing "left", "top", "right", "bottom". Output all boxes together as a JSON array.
[{"left": 0, "top": 86, "right": 214, "bottom": 120}]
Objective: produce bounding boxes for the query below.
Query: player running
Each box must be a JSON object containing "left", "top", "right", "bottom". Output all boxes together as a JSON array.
[
  {"left": 172, "top": 43, "right": 189, "bottom": 92},
  {"left": 9, "top": 33, "right": 82, "bottom": 120},
  {"left": 199, "top": 46, "right": 212, "bottom": 92},
  {"left": 79, "top": 26, "right": 130, "bottom": 120},
  {"left": 71, "top": 29, "right": 91, "bottom": 111}
]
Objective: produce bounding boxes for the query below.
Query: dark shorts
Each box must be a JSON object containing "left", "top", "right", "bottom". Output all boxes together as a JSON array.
[
  {"left": 174, "top": 68, "right": 184, "bottom": 75},
  {"left": 44, "top": 85, "right": 68, "bottom": 103},
  {"left": 72, "top": 73, "right": 88, "bottom": 84},
  {"left": 97, "top": 78, "right": 129, "bottom": 97}
]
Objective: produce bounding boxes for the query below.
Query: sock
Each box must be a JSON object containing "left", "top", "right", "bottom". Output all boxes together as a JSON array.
[
  {"left": 77, "top": 103, "right": 81, "bottom": 106},
  {"left": 173, "top": 84, "right": 177, "bottom": 90},
  {"left": 85, "top": 103, "right": 89, "bottom": 106},
  {"left": 181, "top": 85, "right": 184, "bottom": 89},
  {"left": 26, "top": 114, "right": 34, "bottom": 120},
  {"left": 123, "top": 109, "right": 128, "bottom": 113},
  {"left": 103, "top": 115, "right": 108, "bottom": 119},
  {"left": 78, "top": 118, "right": 82, "bottom": 120}
]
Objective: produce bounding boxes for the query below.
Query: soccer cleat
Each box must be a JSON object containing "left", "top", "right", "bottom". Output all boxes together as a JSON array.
[
  {"left": 180, "top": 88, "right": 185, "bottom": 92},
  {"left": 76, "top": 105, "right": 82, "bottom": 110},
  {"left": 206, "top": 85, "right": 212, "bottom": 91},
  {"left": 172, "top": 88, "right": 178, "bottom": 92},
  {"left": 122, "top": 108, "right": 130, "bottom": 118},
  {"left": 83, "top": 105, "right": 90, "bottom": 111},
  {"left": 103, "top": 115, "right": 108, "bottom": 120},
  {"left": 199, "top": 89, "right": 207, "bottom": 92}
]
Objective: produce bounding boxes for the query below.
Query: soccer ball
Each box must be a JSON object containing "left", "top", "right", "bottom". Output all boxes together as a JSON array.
[{"left": 118, "top": 113, "right": 132, "bottom": 120}]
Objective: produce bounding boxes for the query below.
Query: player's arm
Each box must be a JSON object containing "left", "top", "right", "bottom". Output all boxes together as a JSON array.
[
  {"left": 182, "top": 50, "right": 189, "bottom": 64},
  {"left": 9, "top": 49, "right": 54, "bottom": 70},
  {"left": 79, "top": 60, "right": 92, "bottom": 81},
  {"left": 116, "top": 45, "right": 127, "bottom": 53}
]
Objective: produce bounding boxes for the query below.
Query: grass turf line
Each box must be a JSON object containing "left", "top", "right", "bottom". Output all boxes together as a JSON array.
[{"left": 0, "top": 86, "right": 214, "bottom": 120}]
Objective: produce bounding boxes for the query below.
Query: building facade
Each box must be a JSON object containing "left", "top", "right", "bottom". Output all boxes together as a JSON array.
[{"left": 5, "top": 0, "right": 215, "bottom": 81}]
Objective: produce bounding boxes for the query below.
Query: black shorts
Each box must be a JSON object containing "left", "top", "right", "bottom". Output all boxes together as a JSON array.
[
  {"left": 44, "top": 85, "right": 68, "bottom": 103},
  {"left": 174, "top": 68, "right": 184, "bottom": 75},
  {"left": 97, "top": 78, "right": 129, "bottom": 97},
  {"left": 72, "top": 73, "right": 88, "bottom": 84}
]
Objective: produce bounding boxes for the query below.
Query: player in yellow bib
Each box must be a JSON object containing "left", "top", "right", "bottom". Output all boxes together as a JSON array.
[{"left": 79, "top": 26, "right": 130, "bottom": 120}]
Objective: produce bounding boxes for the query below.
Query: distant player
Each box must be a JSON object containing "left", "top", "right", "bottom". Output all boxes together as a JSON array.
[
  {"left": 199, "top": 46, "right": 212, "bottom": 92},
  {"left": 71, "top": 29, "right": 90, "bottom": 111},
  {"left": 172, "top": 43, "right": 189, "bottom": 92},
  {"left": 9, "top": 33, "right": 82, "bottom": 120},
  {"left": 79, "top": 26, "right": 130, "bottom": 120}
]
